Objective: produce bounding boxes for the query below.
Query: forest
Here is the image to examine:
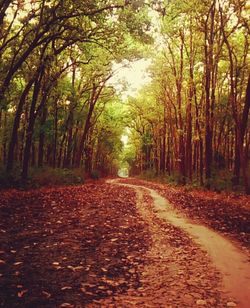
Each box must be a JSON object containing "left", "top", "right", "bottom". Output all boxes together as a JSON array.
[
  {"left": 1, "top": 2, "right": 250, "bottom": 307},
  {"left": 0, "top": 0, "right": 249, "bottom": 193}
]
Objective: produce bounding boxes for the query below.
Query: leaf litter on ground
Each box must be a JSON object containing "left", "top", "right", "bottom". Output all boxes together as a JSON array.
[{"left": 0, "top": 180, "right": 241, "bottom": 307}]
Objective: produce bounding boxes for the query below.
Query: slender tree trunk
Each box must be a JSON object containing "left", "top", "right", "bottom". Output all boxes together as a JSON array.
[
  {"left": 38, "top": 105, "right": 47, "bottom": 167},
  {"left": 31, "top": 143, "right": 36, "bottom": 166},
  {"left": 75, "top": 102, "right": 95, "bottom": 167},
  {"left": 204, "top": 48, "right": 213, "bottom": 182},
  {"left": 204, "top": 1, "right": 216, "bottom": 185},
  {"left": 65, "top": 111, "right": 73, "bottom": 168},
  {"left": 21, "top": 70, "right": 44, "bottom": 180},
  {"left": 239, "top": 75, "right": 250, "bottom": 194},
  {"left": 53, "top": 99, "right": 58, "bottom": 168},
  {"left": 186, "top": 14, "right": 194, "bottom": 181},
  {"left": 58, "top": 131, "right": 67, "bottom": 168},
  {"left": 200, "top": 140, "right": 204, "bottom": 185},
  {"left": 160, "top": 104, "right": 166, "bottom": 172},
  {"left": 71, "top": 127, "right": 79, "bottom": 167},
  {"left": 6, "top": 78, "right": 35, "bottom": 172},
  {"left": 186, "top": 101, "right": 192, "bottom": 181},
  {"left": 2, "top": 111, "right": 7, "bottom": 164},
  {"left": 0, "top": 0, "right": 11, "bottom": 26},
  {"left": 177, "top": 31, "right": 186, "bottom": 183}
]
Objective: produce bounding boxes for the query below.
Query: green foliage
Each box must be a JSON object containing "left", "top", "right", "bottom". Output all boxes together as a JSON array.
[
  {"left": 92, "top": 99, "right": 126, "bottom": 173},
  {"left": 0, "top": 0, "right": 155, "bottom": 181},
  {"left": 120, "top": 143, "right": 136, "bottom": 166}
]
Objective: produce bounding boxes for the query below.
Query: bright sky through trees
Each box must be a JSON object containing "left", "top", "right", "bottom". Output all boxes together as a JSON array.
[
  {"left": 110, "top": 60, "right": 152, "bottom": 148},
  {"left": 109, "top": 59, "right": 152, "bottom": 100},
  {"left": 121, "top": 134, "right": 129, "bottom": 145}
]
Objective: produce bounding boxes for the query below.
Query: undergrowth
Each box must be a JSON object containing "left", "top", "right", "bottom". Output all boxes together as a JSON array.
[
  {"left": 0, "top": 167, "right": 84, "bottom": 189},
  {"left": 137, "top": 169, "right": 245, "bottom": 193}
]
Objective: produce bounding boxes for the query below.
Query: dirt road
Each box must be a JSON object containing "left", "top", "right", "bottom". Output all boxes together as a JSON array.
[
  {"left": 0, "top": 179, "right": 249, "bottom": 307},
  {"left": 109, "top": 179, "right": 250, "bottom": 308}
]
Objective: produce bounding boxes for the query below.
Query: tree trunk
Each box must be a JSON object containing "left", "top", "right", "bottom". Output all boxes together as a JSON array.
[
  {"left": 22, "top": 70, "right": 44, "bottom": 180},
  {"left": 160, "top": 104, "right": 166, "bottom": 172},
  {"left": 240, "top": 75, "right": 250, "bottom": 194},
  {"left": 53, "top": 99, "right": 58, "bottom": 168},
  {"left": 204, "top": 1, "right": 216, "bottom": 185},
  {"left": 6, "top": 77, "right": 35, "bottom": 172},
  {"left": 2, "top": 111, "right": 7, "bottom": 165},
  {"left": 185, "top": 101, "right": 192, "bottom": 181},
  {"left": 38, "top": 105, "right": 47, "bottom": 167},
  {"left": 0, "top": 0, "right": 12, "bottom": 26},
  {"left": 65, "top": 111, "right": 73, "bottom": 168},
  {"left": 58, "top": 131, "right": 66, "bottom": 168},
  {"left": 31, "top": 143, "right": 36, "bottom": 166},
  {"left": 75, "top": 102, "right": 95, "bottom": 167}
]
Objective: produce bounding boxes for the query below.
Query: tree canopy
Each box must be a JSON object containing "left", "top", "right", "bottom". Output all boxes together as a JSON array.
[{"left": 0, "top": 0, "right": 249, "bottom": 193}]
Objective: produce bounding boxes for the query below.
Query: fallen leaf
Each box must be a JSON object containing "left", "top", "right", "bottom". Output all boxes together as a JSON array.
[
  {"left": 74, "top": 266, "right": 84, "bottom": 270},
  {"left": 17, "top": 289, "right": 28, "bottom": 298},
  {"left": 61, "top": 286, "right": 72, "bottom": 290},
  {"left": 67, "top": 265, "right": 83, "bottom": 271},
  {"left": 60, "top": 303, "right": 74, "bottom": 308},
  {"left": 42, "top": 291, "right": 51, "bottom": 298},
  {"left": 196, "top": 299, "right": 206, "bottom": 306}
]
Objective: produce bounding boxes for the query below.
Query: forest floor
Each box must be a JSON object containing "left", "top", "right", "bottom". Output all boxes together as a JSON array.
[{"left": 0, "top": 178, "right": 249, "bottom": 307}]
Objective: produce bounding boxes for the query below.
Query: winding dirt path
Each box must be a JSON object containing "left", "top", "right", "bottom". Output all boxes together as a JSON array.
[
  {"left": 1, "top": 181, "right": 249, "bottom": 307},
  {"left": 112, "top": 180, "right": 250, "bottom": 308}
]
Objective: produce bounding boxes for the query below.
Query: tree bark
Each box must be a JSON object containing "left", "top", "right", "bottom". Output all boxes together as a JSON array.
[
  {"left": 240, "top": 75, "right": 250, "bottom": 194},
  {"left": 6, "top": 77, "right": 35, "bottom": 172},
  {"left": 75, "top": 81, "right": 107, "bottom": 167},
  {"left": 0, "top": 0, "right": 12, "bottom": 26},
  {"left": 38, "top": 105, "right": 47, "bottom": 167},
  {"left": 160, "top": 104, "right": 166, "bottom": 172},
  {"left": 75, "top": 101, "right": 95, "bottom": 167},
  {"left": 22, "top": 69, "right": 44, "bottom": 180},
  {"left": 204, "top": 1, "right": 217, "bottom": 186},
  {"left": 53, "top": 99, "right": 58, "bottom": 168}
]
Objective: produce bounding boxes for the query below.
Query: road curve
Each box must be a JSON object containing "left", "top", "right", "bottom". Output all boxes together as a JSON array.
[{"left": 112, "top": 181, "right": 250, "bottom": 308}]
